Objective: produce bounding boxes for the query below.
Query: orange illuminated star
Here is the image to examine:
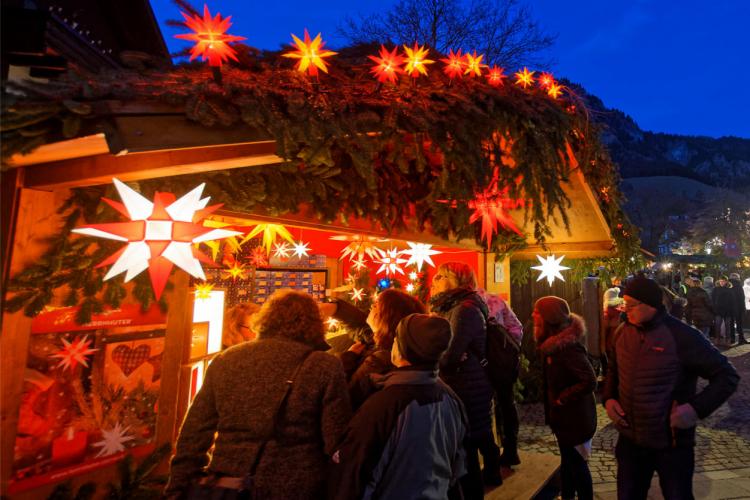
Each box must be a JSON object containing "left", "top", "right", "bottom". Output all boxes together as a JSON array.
[
  {"left": 464, "top": 51, "right": 487, "bottom": 77},
  {"left": 486, "top": 65, "right": 507, "bottom": 86},
  {"left": 547, "top": 82, "right": 563, "bottom": 99},
  {"left": 403, "top": 43, "right": 434, "bottom": 77},
  {"left": 368, "top": 45, "right": 405, "bottom": 84},
  {"left": 283, "top": 29, "right": 337, "bottom": 76},
  {"left": 194, "top": 282, "right": 214, "bottom": 299},
  {"left": 174, "top": 5, "right": 246, "bottom": 67},
  {"left": 469, "top": 185, "right": 523, "bottom": 250},
  {"left": 440, "top": 49, "right": 465, "bottom": 79},
  {"left": 222, "top": 262, "right": 247, "bottom": 281},
  {"left": 538, "top": 72, "right": 554, "bottom": 88},
  {"left": 514, "top": 67, "right": 535, "bottom": 88}
]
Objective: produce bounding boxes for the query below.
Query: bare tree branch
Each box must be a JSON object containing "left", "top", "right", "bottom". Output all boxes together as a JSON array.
[{"left": 337, "top": 0, "right": 556, "bottom": 68}]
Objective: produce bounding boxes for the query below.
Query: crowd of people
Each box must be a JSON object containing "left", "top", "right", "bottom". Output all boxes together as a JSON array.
[{"left": 165, "top": 264, "right": 742, "bottom": 500}]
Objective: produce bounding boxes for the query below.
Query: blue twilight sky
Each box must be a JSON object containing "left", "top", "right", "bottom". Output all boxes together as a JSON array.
[{"left": 150, "top": 0, "right": 750, "bottom": 139}]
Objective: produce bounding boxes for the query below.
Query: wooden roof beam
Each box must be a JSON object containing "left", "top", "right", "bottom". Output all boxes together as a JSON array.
[{"left": 22, "top": 141, "right": 283, "bottom": 190}]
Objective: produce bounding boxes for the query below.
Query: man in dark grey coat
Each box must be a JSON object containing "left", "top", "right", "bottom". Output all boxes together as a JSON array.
[
  {"left": 328, "top": 314, "right": 467, "bottom": 500},
  {"left": 603, "top": 277, "right": 740, "bottom": 500},
  {"left": 729, "top": 273, "right": 747, "bottom": 344}
]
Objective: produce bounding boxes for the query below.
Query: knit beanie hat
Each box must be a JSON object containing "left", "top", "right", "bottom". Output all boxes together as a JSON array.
[
  {"left": 396, "top": 314, "right": 452, "bottom": 366},
  {"left": 623, "top": 276, "right": 663, "bottom": 309},
  {"left": 729, "top": 272, "right": 740, "bottom": 280},
  {"left": 719, "top": 275, "right": 729, "bottom": 281},
  {"left": 534, "top": 296, "right": 571, "bottom": 326},
  {"left": 603, "top": 287, "right": 624, "bottom": 307},
  {"left": 703, "top": 276, "right": 714, "bottom": 286}
]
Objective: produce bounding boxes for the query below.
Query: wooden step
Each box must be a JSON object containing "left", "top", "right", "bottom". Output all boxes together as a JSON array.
[{"left": 485, "top": 450, "right": 559, "bottom": 499}]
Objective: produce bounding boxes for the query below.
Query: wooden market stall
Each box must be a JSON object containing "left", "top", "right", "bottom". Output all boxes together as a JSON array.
[{"left": 1, "top": 16, "right": 640, "bottom": 498}]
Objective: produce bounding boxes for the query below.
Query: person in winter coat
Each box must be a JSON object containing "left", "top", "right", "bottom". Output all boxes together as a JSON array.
[
  {"left": 321, "top": 290, "right": 426, "bottom": 409},
  {"left": 534, "top": 297, "right": 597, "bottom": 500},
  {"left": 600, "top": 287, "right": 624, "bottom": 377},
  {"left": 712, "top": 276, "right": 737, "bottom": 346},
  {"left": 477, "top": 288, "right": 524, "bottom": 467},
  {"left": 603, "top": 277, "right": 739, "bottom": 500},
  {"left": 166, "top": 290, "right": 352, "bottom": 499},
  {"left": 728, "top": 273, "right": 747, "bottom": 344},
  {"left": 328, "top": 314, "right": 467, "bottom": 500},
  {"left": 744, "top": 278, "right": 750, "bottom": 325},
  {"left": 222, "top": 302, "right": 260, "bottom": 348},
  {"left": 685, "top": 277, "right": 715, "bottom": 336},
  {"left": 429, "top": 262, "right": 501, "bottom": 496}
]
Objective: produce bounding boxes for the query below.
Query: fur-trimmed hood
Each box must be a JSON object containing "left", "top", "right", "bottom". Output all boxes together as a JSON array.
[{"left": 537, "top": 313, "right": 586, "bottom": 355}]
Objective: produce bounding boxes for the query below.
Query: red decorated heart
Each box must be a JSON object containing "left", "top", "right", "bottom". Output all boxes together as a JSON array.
[{"left": 111, "top": 345, "right": 151, "bottom": 377}]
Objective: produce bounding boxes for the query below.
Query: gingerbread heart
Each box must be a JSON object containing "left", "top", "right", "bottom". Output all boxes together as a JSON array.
[{"left": 111, "top": 344, "right": 151, "bottom": 377}]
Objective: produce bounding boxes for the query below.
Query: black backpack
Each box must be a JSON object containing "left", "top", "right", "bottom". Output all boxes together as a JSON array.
[{"left": 481, "top": 316, "right": 521, "bottom": 387}]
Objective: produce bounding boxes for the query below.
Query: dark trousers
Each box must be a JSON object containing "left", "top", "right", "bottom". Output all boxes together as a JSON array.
[
  {"left": 558, "top": 442, "right": 593, "bottom": 500},
  {"left": 615, "top": 436, "right": 694, "bottom": 500},
  {"left": 461, "top": 440, "right": 484, "bottom": 499},
  {"left": 732, "top": 312, "right": 745, "bottom": 341},
  {"left": 494, "top": 383, "right": 519, "bottom": 454}
]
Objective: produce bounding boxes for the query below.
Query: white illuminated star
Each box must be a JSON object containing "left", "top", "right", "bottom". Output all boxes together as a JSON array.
[
  {"left": 406, "top": 283, "right": 415, "bottom": 292},
  {"left": 292, "top": 241, "right": 311, "bottom": 258},
  {"left": 402, "top": 242, "right": 441, "bottom": 271},
  {"left": 531, "top": 254, "right": 570, "bottom": 285},
  {"left": 352, "top": 257, "right": 367, "bottom": 271},
  {"left": 272, "top": 242, "right": 291, "bottom": 258},
  {"left": 350, "top": 287, "right": 366, "bottom": 302},
  {"left": 93, "top": 422, "right": 135, "bottom": 457},
  {"left": 375, "top": 247, "right": 407, "bottom": 276}
]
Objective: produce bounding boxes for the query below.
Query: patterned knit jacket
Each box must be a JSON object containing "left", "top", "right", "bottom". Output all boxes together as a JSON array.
[{"left": 166, "top": 337, "right": 352, "bottom": 498}]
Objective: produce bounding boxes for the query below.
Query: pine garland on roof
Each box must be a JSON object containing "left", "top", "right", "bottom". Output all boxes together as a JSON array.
[{"left": 2, "top": 44, "right": 640, "bottom": 321}]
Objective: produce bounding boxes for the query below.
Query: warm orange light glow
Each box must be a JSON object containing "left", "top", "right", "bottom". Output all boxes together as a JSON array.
[
  {"left": 403, "top": 43, "right": 435, "bottom": 77},
  {"left": 469, "top": 184, "right": 523, "bottom": 249},
  {"left": 368, "top": 45, "right": 405, "bottom": 84},
  {"left": 486, "top": 65, "right": 507, "bottom": 86},
  {"left": 441, "top": 49, "right": 465, "bottom": 79},
  {"left": 174, "top": 5, "right": 246, "bottom": 67},
  {"left": 222, "top": 262, "right": 247, "bottom": 280},
  {"left": 538, "top": 72, "right": 554, "bottom": 88},
  {"left": 283, "top": 29, "right": 337, "bottom": 76},
  {"left": 514, "top": 67, "right": 535, "bottom": 88},
  {"left": 547, "top": 82, "right": 563, "bottom": 99},
  {"left": 194, "top": 282, "right": 214, "bottom": 299},
  {"left": 464, "top": 51, "right": 487, "bottom": 77}
]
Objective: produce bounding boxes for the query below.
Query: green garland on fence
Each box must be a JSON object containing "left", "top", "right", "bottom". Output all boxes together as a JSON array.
[{"left": 2, "top": 44, "right": 640, "bottom": 321}]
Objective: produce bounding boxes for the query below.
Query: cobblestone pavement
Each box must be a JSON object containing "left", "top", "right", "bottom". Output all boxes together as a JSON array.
[{"left": 517, "top": 341, "right": 750, "bottom": 487}]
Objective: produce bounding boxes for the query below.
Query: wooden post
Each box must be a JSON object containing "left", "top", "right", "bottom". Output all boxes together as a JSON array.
[
  {"left": 155, "top": 272, "right": 193, "bottom": 449},
  {"left": 1, "top": 186, "right": 63, "bottom": 494}
]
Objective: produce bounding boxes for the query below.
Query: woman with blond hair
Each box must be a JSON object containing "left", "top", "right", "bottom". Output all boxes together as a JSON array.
[
  {"left": 429, "top": 262, "right": 501, "bottom": 496},
  {"left": 166, "top": 290, "right": 351, "bottom": 499},
  {"left": 222, "top": 302, "right": 260, "bottom": 349}
]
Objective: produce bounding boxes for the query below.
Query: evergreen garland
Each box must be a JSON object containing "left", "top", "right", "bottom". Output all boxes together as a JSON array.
[{"left": 2, "top": 44, "right": 640, "bottom": 321}]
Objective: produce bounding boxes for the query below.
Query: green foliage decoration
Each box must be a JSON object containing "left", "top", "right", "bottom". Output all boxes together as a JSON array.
[{"left": 2, "top": 45, "right": 639, "bottom": 321}]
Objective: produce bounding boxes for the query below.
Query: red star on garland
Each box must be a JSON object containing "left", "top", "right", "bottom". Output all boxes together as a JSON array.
[
  {"left": 52, "top": 335, "right": 98, "bottom": 371},
  {"left": 174, "top": 5, "right": 246, "bottom": 67},
  {"left": 441, "top": 49, "right": 465, "bottom": 79},
  {"left": 368, "top": 45, "right": 405, "bottom": 84},
  {"left": 469, "top": 184, "right": 523, "bottom": 250}
]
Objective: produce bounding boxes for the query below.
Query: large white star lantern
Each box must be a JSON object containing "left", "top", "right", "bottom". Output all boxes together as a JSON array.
[
  {"left": 375, "top": 247, "right": 408, "bottom": 276},
  {"left": 72, "top": 178, "right": 242, "bottom": 299},
  {"left": 402, "top": 242, "right": 441, "bottom": 271},
  {"left": 531, "top": 254, "right": 570, "bottom": 285}
]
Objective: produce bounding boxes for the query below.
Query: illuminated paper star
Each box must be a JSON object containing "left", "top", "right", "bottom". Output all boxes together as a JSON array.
[
  {"left": 352, "top": 257, "right": 368, "bottom": 271},
  {"left": 222, "top": 262, "right": 247, "bottom": 281},
  {"left": 547, "top": 82, "right": 563, "bottom": 99},
  {"left": 272, "top": 241, "right": 291, "bottom": 258},
  {"left": 243, "top": 224, "right": 295, "bottom": 255},
  {"left": 292, "top": 241, "right": 311, "bottom": 258},
  {"left": 174, "top": 5, "right": 246, "bottom": 67},
  {"left": 72, "top": 179, "right": 241, "bottom": 299},
  {"left": 514, "top": 67, "right": 535, "bottom": 88},
  {"left": 350, "top": 287, "right": 366, "bottom": 302},
  {"left": 250, "top": 247, "right": 269, "bottom": 267},
  {"left": 406, "top": 283, "right": 415, "bottom": 293},
  {"left": 403, "top": 43, "right": 434, "bottom": 77},
  {"left": 531, "top": 254, "right": 570, "bottom": 285},
  {"left": 464, "top": 51, "right": 487, "bottom": 77},
  {"left": 441, "top": 49, "right": 465, "bottom": 79},
  {"left": 486, "top": 65, "right": 507, "bottom": 86},
  {"left": 332, "top": 234, "right": 385, "bottom": 261},
  {"left": 194, "top": 282, "right": 214, "bottom": 299},
  {"left": 409, "top": 271, "right": 419, "bottom": 281},
  {"left": 368, "top": 45, "right": 405, "bottom": 84},
  {"left": 375, "top": 247, "right": 408, "bottom": 276},
  {"left": 469, "top": 185, "right": 523, "bottom": 249},
  {"left": 93, "top": 422, "right": 135, "bottom": 458},
  {"left": 326, "top": 317, "right": 340, "bottom": 330},
  {"left": 283, "top": 29, "right": 337, "bottom": 76},
  {"left": 538, "top": 72, "right": 554, "bottom": 88},
  {"left": 51, "top": 335, "right": 98, "bottom": 371},
  {"left": 402, "top": 242, "right": 441, "bottom": 271}
]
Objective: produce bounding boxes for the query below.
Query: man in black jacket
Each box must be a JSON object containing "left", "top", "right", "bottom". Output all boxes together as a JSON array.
[
  {"left": 603, "top": 277, "right": 740, "bottom": 500},
  {"left": 328, "top": 314, "right": 467, "bottom": 500}
]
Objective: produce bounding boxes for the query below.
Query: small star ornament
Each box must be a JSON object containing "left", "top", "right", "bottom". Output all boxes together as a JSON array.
[
  {"left": 375, "top": 247, "right": 407, "bottom": 276},
  {"left": 292, "top": 241, "right": 311, "bottom": 258},
  {"left": 350, "top": 287, "right": 366, "bottom": 302},
  {"left": 93, "top": 422, "right": 135, "bottom": 457},
  {"left": 531, "top": 254, "right": 570, "bottom": 285},
  {"left": 402, "top": 242, "right": 440, "bottom": 271},
  {"left": 51, "top": 335, "right": 98, "bottom": 371}
]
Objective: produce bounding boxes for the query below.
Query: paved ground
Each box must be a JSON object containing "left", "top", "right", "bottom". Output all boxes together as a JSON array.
[{"left": 517, "top": 340, "right": 750, "bottom": 499}]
